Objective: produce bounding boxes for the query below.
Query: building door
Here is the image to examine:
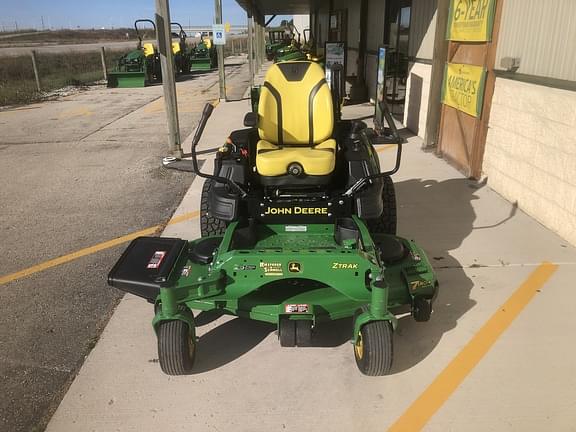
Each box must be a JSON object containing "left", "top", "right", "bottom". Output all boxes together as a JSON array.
[
  {"left": 437, "top": 0, "right": 503, "bottom": 178},
  {"left": 384, "top": 0, "right": 411, "bottom": 115}
]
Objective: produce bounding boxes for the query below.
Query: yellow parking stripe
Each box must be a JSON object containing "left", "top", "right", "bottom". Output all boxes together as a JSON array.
[
  {"left": 376, "top": 144, "right": 396, "bottom": 153},
  {"left": 388, "top": 262, "right": 558, "bottom": 431},
  {"left": 0, "top": 210, "right": 200, "bottom": 287}
]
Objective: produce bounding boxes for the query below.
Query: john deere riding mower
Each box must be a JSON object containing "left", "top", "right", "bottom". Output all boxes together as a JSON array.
[
  {"left": 171, "top": 22, "right": 193, "bottom": 75},
  {"left": 190, "top": 33, "right": 217, "bottom": 71},
  {"left": 107, "top": 19, "right": 161, "bottom": 88},
  {"left": 108, "top": 61, "right": 438, "bottom": 376}
]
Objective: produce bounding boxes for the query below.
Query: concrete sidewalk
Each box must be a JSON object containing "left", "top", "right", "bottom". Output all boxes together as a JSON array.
[{"left": 46, "top": 100, "right": 576, "bottom": 431}]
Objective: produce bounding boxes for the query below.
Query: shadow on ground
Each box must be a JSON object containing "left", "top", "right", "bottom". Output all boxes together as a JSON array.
[{"left": 390, "top": 176, "right": 481, "bottom": 373}]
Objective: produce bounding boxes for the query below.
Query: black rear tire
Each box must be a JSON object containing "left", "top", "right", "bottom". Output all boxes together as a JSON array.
[
  {"left": 157, "top": 320, "right": 196, "bottom": 375},
  {"left": 354, "top": 319, "right": 394, "bottom": 376},
  {"left": 200, "top": 179, "right": 227, "bottom": 238},
  {"left": 366, "top": 175, "right": 397, "bottom": 235}
]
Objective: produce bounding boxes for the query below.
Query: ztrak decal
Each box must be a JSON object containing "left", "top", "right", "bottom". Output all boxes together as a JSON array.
[
  {"left": 410, "top": 280, "right": 429, "bottom": 291},
  {"left": 234, "top": 264, "right": 257, "bottom": 271},
  {"left": 332, "top": 262, "right": 359, "bottom": 270}
]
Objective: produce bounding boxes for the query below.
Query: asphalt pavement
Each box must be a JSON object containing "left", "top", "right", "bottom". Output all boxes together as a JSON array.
[{"left": 0, "top": 56, "right": 250, "bottom": 432}]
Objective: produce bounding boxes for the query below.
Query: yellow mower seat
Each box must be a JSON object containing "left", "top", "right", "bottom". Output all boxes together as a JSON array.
[
  {"left": 256, "top": 61, "right": 335, "bottom": 178},
  {"left": 256, "top": 139, "right": 336, "bottom": 176},
  {"left": 143, "top": 43, "right": 155, "bottom": 57}
]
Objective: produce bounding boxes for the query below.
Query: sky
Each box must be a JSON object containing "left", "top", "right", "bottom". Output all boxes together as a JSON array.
[{"left": 0, "top": 0, "right": 289, "bottom": 31}]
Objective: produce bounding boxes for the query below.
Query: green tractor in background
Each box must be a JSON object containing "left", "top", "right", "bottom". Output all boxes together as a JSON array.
[
  {"left": 274, "top": 27, "right": 322, "bottom": 64},
  {"left": 190, "top": 32, "right": 218, "bottom": 71},
  {"left": 107, "top": 19, "right": 162, "bottom": 88},
  {"left": 266, "top": 26, "right": 291, "bottom": 61},
  {"left": 171, "top": 22, "right": 193, "bottom": 75}
]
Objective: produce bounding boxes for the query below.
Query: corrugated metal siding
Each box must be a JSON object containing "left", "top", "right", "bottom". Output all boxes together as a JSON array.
[
  {"left": 496, "top": 0, "right": 576, "bottom": 81},
  {"left": 409, "top": 0, "right": 438, "bottom": 59}
]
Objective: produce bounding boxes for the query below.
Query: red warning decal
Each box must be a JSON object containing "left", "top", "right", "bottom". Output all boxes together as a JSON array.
[{"left": 147, "top": 251, "right": 166, "bottom": 269}]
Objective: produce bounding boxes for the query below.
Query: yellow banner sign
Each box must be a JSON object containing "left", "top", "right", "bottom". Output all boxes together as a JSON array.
[
  {"left": 447, "top": 0, "right": 496, "bottom": 41},
  {"left": 442, "top": 63, "right": 487, "bottom": 117}
]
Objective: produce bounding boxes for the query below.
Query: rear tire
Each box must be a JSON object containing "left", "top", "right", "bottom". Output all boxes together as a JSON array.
[
  {"left": 157, "top": 320, "right": 196, "bottom": 375},
  {"left": 354, "top": 319, "right": 394, "bottom": 376},
  {"left": 366, "top": 175, "right": 397, "bottom": 235},
  {"left": 200, "top": 179, "right": 227, "bottom": 238}
]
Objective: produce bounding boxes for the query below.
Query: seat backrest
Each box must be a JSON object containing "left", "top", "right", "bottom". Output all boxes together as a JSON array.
[
  {"left": 143, "top": 43, "right": 155, "bottom": 57},
  {"left": 258, "top": 61, "right": 333, "bottom": 146}
]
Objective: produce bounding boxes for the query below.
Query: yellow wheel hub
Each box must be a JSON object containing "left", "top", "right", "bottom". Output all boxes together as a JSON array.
[{"left": 354, "top": 332, "right": 364, "bottom": 360}]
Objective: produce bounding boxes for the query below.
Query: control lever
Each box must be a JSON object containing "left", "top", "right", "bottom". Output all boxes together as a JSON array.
[{"left": 190, "top": 103, "right": 247, "bottom": 197}]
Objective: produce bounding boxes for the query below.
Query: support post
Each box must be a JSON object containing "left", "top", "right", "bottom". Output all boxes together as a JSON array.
[
  {"left": 247, "top": 12, "right": 254, "bottom": 87},
  {"left": 214, "top": 0, "right": 226, "bottom": 101},
  {"left": 255, "top": 18, "right": 261, "bottom": 70},
  {"left": 423, "top": 0, "right": 450, "bottom": 149},
  {"left": 260, "top": 21, "right": 266, "bottom": 65},
  {"left": 30, "top": 50, "right": 41, "bottom": 92},
  {"left": 155, "top": 0, "right": 182, "bottom": 158},
  {"left": 100, "top": 47, "right": 107, "bottom": 80},
  {"left": 231, "top": 37, "right": 235, "bottom": 55}
]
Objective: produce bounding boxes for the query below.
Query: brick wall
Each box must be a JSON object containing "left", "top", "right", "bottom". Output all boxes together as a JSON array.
[{"left": 483, "top": 78, "right": 576, "bottom": 245}]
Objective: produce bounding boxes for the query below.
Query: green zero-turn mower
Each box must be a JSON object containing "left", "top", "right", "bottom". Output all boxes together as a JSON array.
[
  {"left": 107, "top": 19, "right": 162, "bottom": 88},
  {"left": 108, "top": 61, "right": 438, "bottom": 376}
]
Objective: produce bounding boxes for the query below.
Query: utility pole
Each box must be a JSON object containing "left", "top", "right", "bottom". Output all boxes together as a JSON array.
[
  {"left": 214, "top": 0, "right": 226, "bottom": 101},
  {"left": 155, "top": 0, "right": 182, "bottom": 158}
]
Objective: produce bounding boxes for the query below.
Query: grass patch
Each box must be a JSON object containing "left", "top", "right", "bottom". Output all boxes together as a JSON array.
[
  {"left": 0, "top": 49, "right": 125, "bottom": 106},
  {"left": 0, "top": 28, "right": 141, "bottom": 45}
]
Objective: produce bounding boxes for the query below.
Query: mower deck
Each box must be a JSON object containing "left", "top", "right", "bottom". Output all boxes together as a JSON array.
[{"left": 110, "top": 217, "right": 437, "bottom": 333}]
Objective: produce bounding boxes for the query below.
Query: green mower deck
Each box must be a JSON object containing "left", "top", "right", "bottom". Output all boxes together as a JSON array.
[{"left": 107, "top": 71, "right": 146, "bottom": 88}]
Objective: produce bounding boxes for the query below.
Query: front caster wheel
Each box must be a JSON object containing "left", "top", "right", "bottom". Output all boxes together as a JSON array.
[
  {"left": 157, "top": 320, "right": 196, "bottom": 375},
  {"left": 296, "top": 320, "right": 312, "bottom": 347},
  {"left": 278, "top": 318, "right": 296, "bottom": 347},
  {"left": 412, "top": 297, "right": 432, "bottom": 322},
  {"left": 354, "top": 320, "right": 394, "bottom": 376}
]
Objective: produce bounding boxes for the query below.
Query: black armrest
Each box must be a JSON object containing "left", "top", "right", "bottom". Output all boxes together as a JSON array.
[{"left": 244, "top": 112, "right": 258, "bottom": 127}]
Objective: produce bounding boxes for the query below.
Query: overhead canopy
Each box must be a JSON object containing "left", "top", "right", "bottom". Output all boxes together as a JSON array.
[{"left": 235, "top": 0, "right": 314, "bottom": 15}]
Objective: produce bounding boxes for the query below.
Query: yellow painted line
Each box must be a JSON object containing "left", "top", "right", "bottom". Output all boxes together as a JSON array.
[
  {"left": 0, "top": 210, "right": 200, "bottom": 287},
  {"left": 58, "top": 106, "right": 93, "bottom": 120},
  {"left": 376, "top": 144, "right": 396, "bottom": 153},
  {"left": 388, "top": 262, "right": 558, "bottom": 432}
]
